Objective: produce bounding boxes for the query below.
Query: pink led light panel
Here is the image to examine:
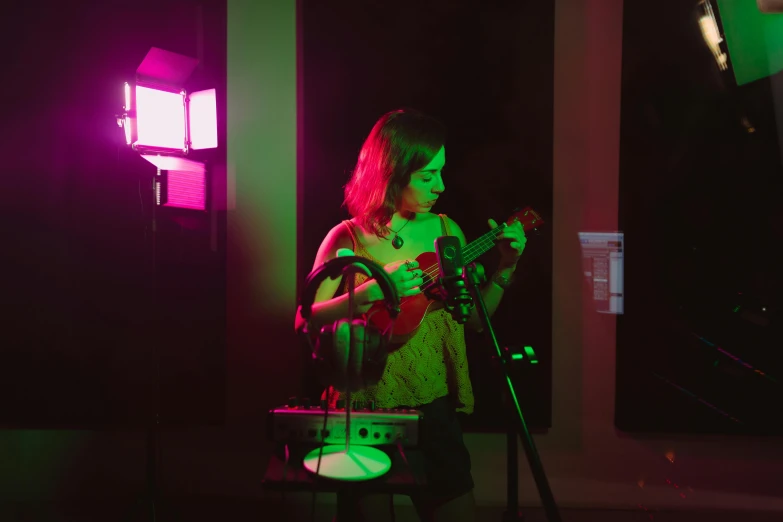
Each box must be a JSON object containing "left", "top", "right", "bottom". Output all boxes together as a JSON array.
[
  {"left": 140, "top": 155, "right": 207, "bottom": 211},
  {"left": 189, "top": 89, "right": 218, "bottom": 150},
  {"left": 166, "top": 170, "right": 206, "bottom": 210},
  {"left": 136, "top": 86, "right": 185, "bottom": 150}
]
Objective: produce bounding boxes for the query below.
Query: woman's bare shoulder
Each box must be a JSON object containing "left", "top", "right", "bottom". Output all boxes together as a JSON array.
[{"left": 313, "top": 221, "right": 355, "bottom": 266}]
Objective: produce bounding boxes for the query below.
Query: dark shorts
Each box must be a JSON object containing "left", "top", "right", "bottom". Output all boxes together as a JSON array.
[{"left": 403, "top": 395, "right": 474, "bottom": 500}]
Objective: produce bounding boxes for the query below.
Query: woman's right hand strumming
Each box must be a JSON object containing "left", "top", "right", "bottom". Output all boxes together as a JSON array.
[{"left": 383, "top": 259, "right": 424, "bottom": 297}]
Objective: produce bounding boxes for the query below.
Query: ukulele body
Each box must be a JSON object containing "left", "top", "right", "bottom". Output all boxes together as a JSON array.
[{"left": 364, "top": 251, "right": 443, "bottom": 346}]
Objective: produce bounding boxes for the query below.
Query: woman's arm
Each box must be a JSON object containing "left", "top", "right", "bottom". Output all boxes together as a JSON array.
[{"left": 293, "top": 223, "right": 383, "bottom": 335}]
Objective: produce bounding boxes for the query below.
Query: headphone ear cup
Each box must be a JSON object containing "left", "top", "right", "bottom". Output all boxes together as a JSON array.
[
  {"left": 361, "top": 325, "right": 388, "bottom": 387},
  {"left": 313, "top": 322, "right": 339, "bottom": 389},
  {"left": 316, "top": 319, "right": 389, "bottom": 391},
  {"left": 347, "top": 319, "right": 367, "bottom": 391},
  {"left": 331, "top": 319, "right": 352, "bottom": 390}
]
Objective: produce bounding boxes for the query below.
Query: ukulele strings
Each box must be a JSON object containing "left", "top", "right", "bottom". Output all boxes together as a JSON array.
[{"left": 416, "top": 223, "right": 509, "bottom": 293}]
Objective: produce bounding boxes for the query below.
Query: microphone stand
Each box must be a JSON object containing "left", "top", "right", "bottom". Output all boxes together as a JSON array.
[{"left": 447, "top": 263, "right": 562, "bottom": 522}]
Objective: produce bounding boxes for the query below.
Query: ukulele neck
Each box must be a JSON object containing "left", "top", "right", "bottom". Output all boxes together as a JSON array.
[{"left": 461, "top": 223, "right": 507, "bottom": 266}]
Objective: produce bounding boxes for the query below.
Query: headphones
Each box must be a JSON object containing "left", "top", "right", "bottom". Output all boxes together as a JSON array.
[{"left": 299, "top": 255, "right": 400, "bottom": 392}]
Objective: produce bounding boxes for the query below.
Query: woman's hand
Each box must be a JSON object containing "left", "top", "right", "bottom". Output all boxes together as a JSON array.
[
  {"left": 489, "top": 218, "right": 527, "bottom": 269},
  {"left": 383, "top": 259, "right": 424, "bottom": 297}
]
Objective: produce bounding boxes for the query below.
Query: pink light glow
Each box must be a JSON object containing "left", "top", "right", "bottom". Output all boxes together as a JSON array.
[
  {"left": 124, "top": 82, "right": 132, "bottom": 110},
  {"left": 189, "top": 89, "right": 218, "bottom": 150},
  {"left": 136, "top": 86, "right": 185, "bottom": 150}
]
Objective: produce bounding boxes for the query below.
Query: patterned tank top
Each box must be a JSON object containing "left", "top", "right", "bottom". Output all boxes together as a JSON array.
[{"left": 324, "top": 215, "right": 475, "bottom": 414}]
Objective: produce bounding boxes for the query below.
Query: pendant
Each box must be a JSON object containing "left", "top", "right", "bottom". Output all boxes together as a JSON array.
[{"left": 391, "top": 234, "right": 404, "bottom": 249}]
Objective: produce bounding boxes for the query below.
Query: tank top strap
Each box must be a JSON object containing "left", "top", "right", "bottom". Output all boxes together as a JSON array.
[
  {"left": 341, "top": 220, "right": 358, "bottom": 250},
  {"left": 341, "top": 219, "right": 373, "bottom": 258}
]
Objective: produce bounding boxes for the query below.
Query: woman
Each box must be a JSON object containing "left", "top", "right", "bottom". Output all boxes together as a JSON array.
[{"left": 295, "top": 108, "right": 526, "bottom": 522}]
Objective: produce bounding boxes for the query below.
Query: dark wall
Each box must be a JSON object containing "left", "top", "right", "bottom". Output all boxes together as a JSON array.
[
  {"left": 0, "top": 1, "right": 227, "bottom": 427},
  {"left": 299, "top": 0, "right": 555, "bottom": 430},
  {"left": 616, "top": 0, "right": 783, "bottom": 434}
]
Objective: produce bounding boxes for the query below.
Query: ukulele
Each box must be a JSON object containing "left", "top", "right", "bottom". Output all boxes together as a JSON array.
[{"left": 364, "top": 206, "right": 545, "bottom": 344}]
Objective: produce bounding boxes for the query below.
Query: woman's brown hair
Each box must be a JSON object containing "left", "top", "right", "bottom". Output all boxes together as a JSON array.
[{"left": 343, "top": 109, "right": 446, "bottom": 237}]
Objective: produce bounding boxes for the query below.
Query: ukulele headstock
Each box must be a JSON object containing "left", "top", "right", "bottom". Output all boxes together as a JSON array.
[{"left": 507, "top": 206, "right": 545, "bottom": 233}]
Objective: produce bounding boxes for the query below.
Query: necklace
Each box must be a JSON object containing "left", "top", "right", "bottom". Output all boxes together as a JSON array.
[{"left": 389, "top": 217, "right": 411, "bottom": 249}]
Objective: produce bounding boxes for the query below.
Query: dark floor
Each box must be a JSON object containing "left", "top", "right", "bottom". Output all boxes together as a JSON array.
[{"left": 2, "top": 498, "right": 782, "bottom": 522}]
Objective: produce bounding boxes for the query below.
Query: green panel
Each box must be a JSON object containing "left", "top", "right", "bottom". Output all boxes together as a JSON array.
[
  {"left": 717, "top": 0, "right": 783, "bottom": 85},
  {"left": 227, "top": 0, "right": 298, "bottom": 309}
]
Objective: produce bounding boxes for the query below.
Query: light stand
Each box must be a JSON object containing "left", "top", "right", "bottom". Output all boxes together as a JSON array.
[
  {"left": 125, "top": 173, "right": 166, "bottom": 522},
  {"left": 118, "top": 46, "right": 218, "bottom": 522},
  {"left": 302, "top": 265, "right": 392, "bottom": 481},
  {"left": 459, "top": 262, "right": 562, "bottom": 522}
]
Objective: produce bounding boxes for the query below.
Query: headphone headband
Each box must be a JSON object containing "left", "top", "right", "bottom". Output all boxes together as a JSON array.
[{"left": 299, "top": 255, "right": 400, "bottom": 321}]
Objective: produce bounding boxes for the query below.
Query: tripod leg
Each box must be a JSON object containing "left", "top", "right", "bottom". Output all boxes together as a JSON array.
[
  {"left": 147, "top": 428, "right": 155, "bottom": 520},
  {"left": 502, "top": 423, "right": 524, "bottom": 522},
  {"left": 462, "top": 264, "right": 561, "bottom": 522},
  {"left": 123, "top": 427, "right": 163, "bottom": 522}
]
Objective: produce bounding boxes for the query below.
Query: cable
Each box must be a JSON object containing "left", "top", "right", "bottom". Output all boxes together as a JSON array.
[
  {"left": 395, "top": 440, "right": 410, "bottom": 474},
  {"left": 310, "top": 386, "right": 333, "bottom": 522},
  {"left": 138, "top": 178, "right": 145, "bottom": 217},
  {"left": 281, "top": 443, "right": 289, "bottom": 509},
  {"left": 300, "top": 312, "right": 330, "bottom": 522}
]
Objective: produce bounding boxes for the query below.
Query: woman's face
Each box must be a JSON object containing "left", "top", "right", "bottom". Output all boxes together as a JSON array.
[{"left": 399, "top": 146, "right": 446, "bottom": 214}]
